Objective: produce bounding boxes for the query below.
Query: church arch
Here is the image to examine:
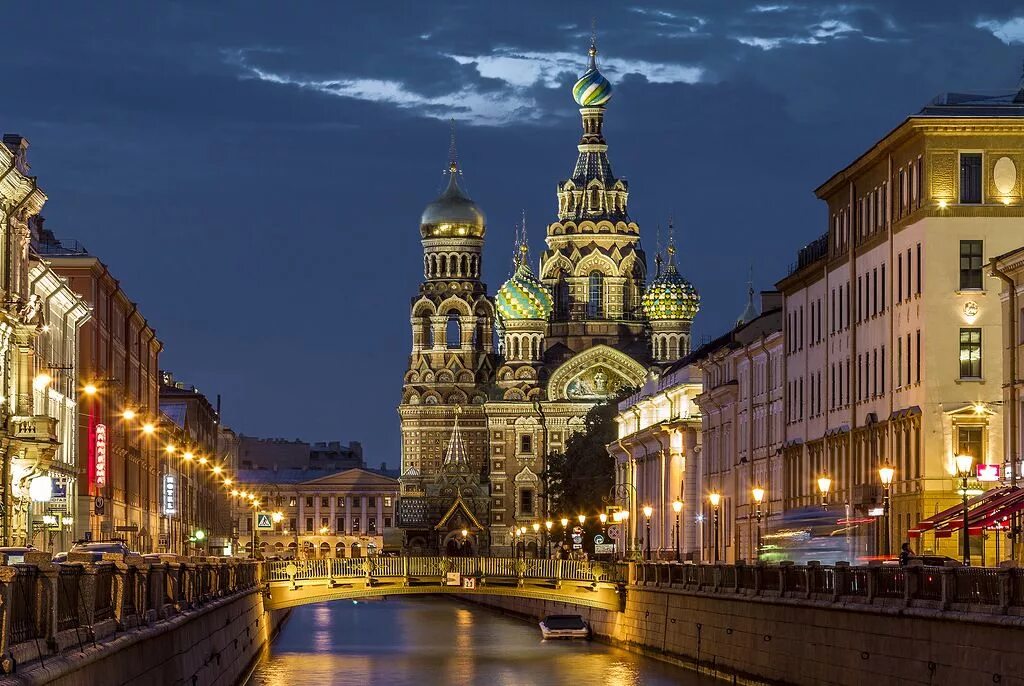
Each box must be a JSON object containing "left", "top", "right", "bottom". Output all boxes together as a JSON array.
[{"left": 546, "top": 345, "right": 648, "bottom": 401}]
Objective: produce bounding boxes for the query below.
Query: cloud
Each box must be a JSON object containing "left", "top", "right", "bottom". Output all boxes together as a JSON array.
[
  {"left": 448, "top": 49, "right": 705, "bottom": 88},
  {"left": 751, "top": 4, "right": 793, "bottom": 13},
  {"left": 734, "top": 18, "right": 861, "bottom": 50},
  {"left": 976, "top": 17, "right": 1024, "bottom": 45},
  {"left": 226, "top": 46, "right": 704, "bottom": 127},
  {"left": 225, "top": 50, "right": 537, "bottom": 126}
]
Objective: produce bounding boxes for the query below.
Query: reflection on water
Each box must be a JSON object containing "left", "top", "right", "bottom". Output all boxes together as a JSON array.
[{"left": 246, "top": 597, "right": 716, "bottom": 686}]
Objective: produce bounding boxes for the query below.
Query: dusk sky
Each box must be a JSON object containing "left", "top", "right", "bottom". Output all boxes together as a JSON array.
[{"left": 4, "top": 2, "right": 1024, "bottom": 465}]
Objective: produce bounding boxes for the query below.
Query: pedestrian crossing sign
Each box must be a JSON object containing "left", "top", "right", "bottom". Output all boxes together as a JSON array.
[{"left": 256, "top": 513, "right": 274, "bottom": 530}]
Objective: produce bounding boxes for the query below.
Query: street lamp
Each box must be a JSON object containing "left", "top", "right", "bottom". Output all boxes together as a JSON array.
[
  {"left": 642, "top": 505, "right": 653, "bottom": 561},
  {"left": 878, "top": 462, "right": 895, "bottom": 558},
  {"left": 560, "top": 517, "right": 569, "bottom": 550},
  {"left": 532, "top": 522, "right": 540, "bottom": 558},
  {"left": 708, "top": 492, "right": 721, "bottom": 563},
  {"left": 751, "top": 487, "right": 765, "bottom": 562},
  {"left": 817, "top": 475, "right": 832, "bottom": 510},
  {"left": 544, "top": 520, "right": 552, "bottom": 557},
  {"left": 672, "top": 499, "right": 683, "bottom": 562},
  {"left": 955, "top": 454, "right": 975, "bottom": 566}
]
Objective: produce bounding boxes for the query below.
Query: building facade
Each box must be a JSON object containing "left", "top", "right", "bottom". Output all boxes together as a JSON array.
[
  {"left": 397, "top": 41, "right": 701, "bottom": 555},
  {"left": 0, "top": 136, "right": 62, "bottom": 548},
  {"left": 777, "top": 91, "right": 1024, "bottom": 561},
  {"left": 38, "top": 237, "right": 164, "bottom": 552},
  {"left": 236, "top": 434, "right": 363, "bottom": 472},
  {"left": 26, "top": 254, "right": 90, "bottom": 553},
  {"left": 233, "top": 468, "right": 399, "bottom": 559}
]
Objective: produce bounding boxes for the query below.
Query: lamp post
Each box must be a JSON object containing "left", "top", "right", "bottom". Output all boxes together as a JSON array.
[
  {"left": 544, "top": 520, "right": 552, "bottom": 557},
  {"left": 672, "top": 499, "right": 682, "bottom": 562},
  {"left": 817, "top": 475, "right": 832, "bottom": 511},
  {"left": 708, "top": 493, "right": 721, "bottom": 563},
  {"left": 955, "top": 454, "right": 975, "bottom": 566},
  {"left": 878, "top": 462, "right": 895, "bottom": 558},
  {"left": 642, "top": 505, "right": 653, "bottom": 561},
  {"left": 751, "top": 487, "right": 765, "bottom": 562},
  {"left": 560, "top": 517, "right": 569, "bottom": 551},
  {"left": 532, "top": 522, "right": 540, "bottom": 558}
]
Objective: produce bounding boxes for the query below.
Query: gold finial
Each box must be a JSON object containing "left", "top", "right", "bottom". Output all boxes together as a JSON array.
[
  {"left": 448, "top": 118, "right": 459, "bottom": 173},
  {"left": 588, "top": 18, "right": 598, "bottom": 67}
]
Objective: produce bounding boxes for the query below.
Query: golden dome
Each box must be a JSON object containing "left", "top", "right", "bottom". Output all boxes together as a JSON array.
[{"left": 420, "top": 163, "right": 486, "bottom": 238}]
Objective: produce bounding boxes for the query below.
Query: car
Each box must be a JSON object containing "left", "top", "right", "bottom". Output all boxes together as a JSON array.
[
  {"left": 539, "top": 614, "right": 590, "bottom": 640},
  {"left": 906, "top": 555, "right": 960, "bottom": 567},
  {"left": 66, "top": 540, "right": 131, "bottom": 561},
  {"left": 0, "top": 546, "right": 37, "bottom": 564},
  {"left": 52, "top": 552, "right": 68, "bottom": 564}
]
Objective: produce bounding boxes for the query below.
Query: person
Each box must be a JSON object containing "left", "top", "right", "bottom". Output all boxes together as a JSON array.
[{"left": 899, "top": 541, "right": 914, "bottom": 566}]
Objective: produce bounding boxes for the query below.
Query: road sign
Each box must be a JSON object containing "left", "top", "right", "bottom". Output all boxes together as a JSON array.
[
  {"left": 594, "top": 534, "right": 605, "bottom": 545},
  {"left": 94, "top": 496, "right": 105, "bottom": 515},
  {"left": 158, "top": 533, "right": 169, "bottom": 548},
  {"left": 255, "top": 513, "right": 274, "bottom": 530},
  {"left": 115, "top": 524, "right": 138, "bottom": 533}
]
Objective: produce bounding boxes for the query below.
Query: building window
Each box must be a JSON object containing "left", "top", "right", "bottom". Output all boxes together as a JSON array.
[
  {"left": 554, "top": 280, "right": 569, "bottom": 318},
  {"left": 321, "top": 497, "right": 329, "bottom": 508},
  {"left": 353, "top": 517, "right": 360, "bottom": 531},
  {"left": 384, "top": 496, "right": 392, "bottom": 507},
  {"left": 959, "top": 240, "right": 983, "bottom": 290},
  {"left": 305, "top": 497, "right": 313, "bottom": 507},
  {"left": 305, "top": 517, "right": 313, "bottom": 532},
  {"left": 959, "top": 328, "right": 982, "bottom": 379},
  {"left": 337, "top": 497, "right": 345, "bottom": 507},
  {"left": 520, "top": 434, "right": 532, "bottom": 454},
  {"left": 957, "top": 426, "right": 984, "bottom": 462},
  {"left": 587, "top": 272, "right": 604, "bottom": 318},
  {"left": 384, "top": 516, "right": 392, "bottom": 528},
  {"left": 289, "top": 518, "right": 296, "bottom": 532},
  {"left": 337, "top": 518, "right": 344, "bottom": 532},
  {"left": 519, "top": 489, "right": 534, "bottom": 516},
  {"left": 289, "top": 497, "right": 296, "bottom": 507},
  {"left": 960, "top": 153, "right": 982, "bottom": 204},
  {"left": 369, "top": 518, "right": 377, "bottom": 533},
  {"left": 321, "top": 517, "right": 328, "bottom": 529},
  {"left": 446, "top": 312, "right": 461, "bottom": 349}
]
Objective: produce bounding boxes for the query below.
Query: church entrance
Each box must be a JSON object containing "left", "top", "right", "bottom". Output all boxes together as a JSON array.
[{"left": 441, "top": 529, "right": 475, "bottom": 556}]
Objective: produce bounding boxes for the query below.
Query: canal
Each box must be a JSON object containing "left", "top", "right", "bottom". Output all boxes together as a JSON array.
[{"left": 246, "top": 597, "right": 718, "bottom": 685}]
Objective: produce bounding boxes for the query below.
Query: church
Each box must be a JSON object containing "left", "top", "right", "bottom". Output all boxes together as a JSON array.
[{"left": 396, "top": 40, "right": 700, "bottom": 556}]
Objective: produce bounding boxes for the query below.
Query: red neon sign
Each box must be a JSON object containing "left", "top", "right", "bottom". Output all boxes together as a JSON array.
[{"left": 94, "top": 423, "right": 107, "bottom": 488}]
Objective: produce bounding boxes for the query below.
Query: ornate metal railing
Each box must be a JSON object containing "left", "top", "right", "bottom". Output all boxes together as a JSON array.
[
  {"left": 632, "top": 561, "right": 1024, "bottom": 612},
  {"left": 263, "top": 556, "right": 628, "bottom": 585},
  {"left": 0, "top": 554, "right": 260, "bottom": 676}
]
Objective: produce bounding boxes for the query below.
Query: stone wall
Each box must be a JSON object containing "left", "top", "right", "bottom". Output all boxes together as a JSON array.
[
  {"left": 0, "top": 590, "right": 288, "bottom": 686},
  {"left": 463, "top": 585, "right": 1024, "bottom": 686}
]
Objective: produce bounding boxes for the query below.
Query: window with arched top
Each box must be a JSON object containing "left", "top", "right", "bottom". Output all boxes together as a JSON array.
[
  {"left": 588, "top": 271, "right": 604, "bottom": 318},
  {"left": 446, "top": 312, "right": 461, "bottom": 349},
  {"left": 554, "top": 278, "right": 569, "bottom": 318}
]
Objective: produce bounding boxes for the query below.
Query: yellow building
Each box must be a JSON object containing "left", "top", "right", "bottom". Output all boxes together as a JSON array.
[{"left": 778, "top": 89, "right": 1024, "bottom": 562}]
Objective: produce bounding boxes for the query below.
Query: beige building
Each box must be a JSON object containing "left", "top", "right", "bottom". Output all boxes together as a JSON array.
[
  {"left": 778, "top": 90, "right": 1024, "bottom": 561},
  {"left": 234, "top": 468, "right": 399, "bottom": 559}
]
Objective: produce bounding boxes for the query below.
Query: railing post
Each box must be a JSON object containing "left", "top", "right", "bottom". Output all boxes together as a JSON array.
[
  {"left": 866, "top": 565, "right": 878, "bottom": 604},
  {"left": 555, "top": 559, "right": 563, "bottom": 588},
  {"left": 753, "top": 562, "right": 763, "bottom": 596},
  {"left": 939, "top": 567, "right": 955, "bottom": 610},
  {"left": 833, "top": 562, "right": 847, "bottom": 602},
  {"left": 998, "top": 567, "right": 1013, "bottom": 614},
  {"left": 778, "top": 561, "right": 791, "bottom": 596},
  {"left": 0, "top": 566, "right": 15, "bottom": 662}
]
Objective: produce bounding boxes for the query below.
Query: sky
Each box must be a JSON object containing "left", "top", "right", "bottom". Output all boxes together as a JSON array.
[{"left": 3, "top": 1, "right": 1024, "bottom": 466}]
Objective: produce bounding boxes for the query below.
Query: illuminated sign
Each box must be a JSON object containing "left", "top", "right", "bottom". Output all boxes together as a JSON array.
[
  {"left": 976, "top": 464, "right": 1002, "bottom": 482},
  {"left": 94, "top": 423, "right": 107, "bottom": 488},
  {"left": 867, "top": 507, "right": 884, "bottom": 517},
  {"left": 163, "top": 473, "right": 177, "bottom": 515}
]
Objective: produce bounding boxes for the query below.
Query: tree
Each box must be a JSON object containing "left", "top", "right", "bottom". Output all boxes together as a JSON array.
[{"left": 542, "top": 402, "right": 618, "bottom": 518}]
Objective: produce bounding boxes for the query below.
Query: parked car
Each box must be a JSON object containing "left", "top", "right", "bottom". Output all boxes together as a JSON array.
[
  {"left": 66, "top": 540, "right": 131, "bottom": 561},
  {"left": 539, "top": 614, "right": 590, "bottom": 640},
  {"left": 0, "top": 546, "right": 36, "bottom": 564},
  {"left": 907, "top": 555, "right": 961, "bottom": 567}
]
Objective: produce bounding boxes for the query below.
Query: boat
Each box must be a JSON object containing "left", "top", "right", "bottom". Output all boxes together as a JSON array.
[{"left": 539, "top": 614, "right": 590, "bottom": 640}]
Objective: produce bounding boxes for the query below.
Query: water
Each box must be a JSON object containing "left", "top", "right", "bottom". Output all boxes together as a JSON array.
[{"left": 246, "top": 597, "right": 717, "bottom": 686}]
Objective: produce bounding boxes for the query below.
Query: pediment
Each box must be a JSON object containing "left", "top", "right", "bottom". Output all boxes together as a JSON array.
[{"left": 546, "top": 345, "right": 647, "bottom": 401}]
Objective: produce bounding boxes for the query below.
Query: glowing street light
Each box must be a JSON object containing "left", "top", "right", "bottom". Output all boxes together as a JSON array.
[
  {"left": 751, "top": 487, "right": 765, "bottom": 561},
  {"left": 955, "top": 454, "right": 975, "bottom": 565},
  {"left": 122, "top": 409, "right": 136, "bottom": 421},
  {"left": 642, "top": 505, "right": 653, "bottom": 560},
  {"left": 817, "top": 475, "right": 832, "bottom": 510},
  {"left": 878, "top": 462, "right": 895, "bottom": 557},
  {"left": 672, "top": 499, "right": 683, "bottom": 561},
  {"left": 142, "top": 423, "right": 155, "bottom": 435},
  {"left": 83, "top": 383, "right": 98, "bottom": 396},
  {"left": 708, "top": 492, "right": 721, "bottom": 563},
  {"left": 33, "top": 373, "right": 52, "bottom": 391}
]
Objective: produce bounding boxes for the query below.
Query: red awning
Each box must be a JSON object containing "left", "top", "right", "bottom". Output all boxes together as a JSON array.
[
  {"left": 969, "top": 488, "right": 1024, "bottom": 534},
  {"left": 908, "top": 487, "right": 1010, "bottom": 539},
  {"left": 933, "top": 487, "right": 1022, "bottom": 538}
]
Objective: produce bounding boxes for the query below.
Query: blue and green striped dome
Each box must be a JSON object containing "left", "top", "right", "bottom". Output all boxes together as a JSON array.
[
  {"left": 572, "top": 44, "right": 613, "bottom": 107},
  {"left": 642, "top": 249, "right": 700, "bottom": 321},
  {"left": 496, "top": 258, "right": 553, "bottom": 323}
]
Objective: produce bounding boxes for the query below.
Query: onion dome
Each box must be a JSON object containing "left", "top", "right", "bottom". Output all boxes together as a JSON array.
[
  {"left": 572, "top": 41, "right": 613, "bottom": 107},
  {"left": 420, "top": 161, "right": 486, "bottom": 238},
  {"left": 496, "top": 244, "right": 553, "bottom": 323},
  {"left": 642, "top": 245, "right": 700, "bottom": 320}
]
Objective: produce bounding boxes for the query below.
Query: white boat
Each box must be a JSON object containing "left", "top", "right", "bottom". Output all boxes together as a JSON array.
[{"left": 539, "top": 614, "right": 590, "bottom": 640}]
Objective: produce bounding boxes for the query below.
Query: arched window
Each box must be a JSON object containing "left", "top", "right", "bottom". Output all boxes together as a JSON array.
[
  {"left": 554, "top": 278, "right": 569, "bottom": 318},
  {"left": 446, "top": 312, "right": 461, "bottom": 349},
  {"left": 588, "top": 271, "right": 604, "bottom": 318}
]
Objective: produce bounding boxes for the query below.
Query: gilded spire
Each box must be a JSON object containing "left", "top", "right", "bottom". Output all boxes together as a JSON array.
[{"left": 448, "top": 118, "right": 459, "bottom": 174}]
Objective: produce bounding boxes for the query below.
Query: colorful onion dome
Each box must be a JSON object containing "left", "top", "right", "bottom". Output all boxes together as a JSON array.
[
  {"left": 642, "top": 246, "right": 700, "bottom": 320},
  {"left": 420, "top": 161, "right": 486, "bottom": 238},
  {"left": 572, "top": 42, "right": 612, "bottom": 107},
  {"left": 496, "top": 245, "right": 553, "bottom": 323}
]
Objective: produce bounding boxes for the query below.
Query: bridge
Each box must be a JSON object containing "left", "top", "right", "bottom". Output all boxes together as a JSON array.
[{"left": 262, "top": 556, "right": 627, "bottom": 611}]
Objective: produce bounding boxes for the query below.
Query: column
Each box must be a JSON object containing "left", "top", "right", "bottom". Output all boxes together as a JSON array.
[
  {"left": 344, "top": 496, "right": 352, "bottom": 534},
  {"left": 297, "top": 497, "right": 304, "bottom": 534},
  {"left": 360, "top": 496, "right": 368, "bottom": 534},
  {"left": 375, "top": 496, "right": 383, "bottom": 533},
  {"left": 329, "top": 497, "right": 336, "bottom": 533}
]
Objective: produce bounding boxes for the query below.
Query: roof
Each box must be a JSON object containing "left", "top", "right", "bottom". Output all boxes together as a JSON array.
[
  {"left": 160, "top": 402, "right": 187, "bottom": 429},
  {"left": 917, "top": 91, "right": 1024, "bottom": 117},
  {"left": 235, "top": 467, "right": 397, "bottom": 487}
]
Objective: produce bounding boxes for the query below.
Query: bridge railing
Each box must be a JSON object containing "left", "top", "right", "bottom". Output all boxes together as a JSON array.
[
  {"left": 263, "top": 556, "right": 629, "bottom": 586},
  {"left": 0, "top": 552, "right": 259, "bottom": 676},
  {"left": 632, "top": 561, "right": 1024, "bottom": 614}
]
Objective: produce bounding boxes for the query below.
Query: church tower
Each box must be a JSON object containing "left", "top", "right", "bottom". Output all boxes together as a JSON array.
[
  {"left": 641, "top": 225, "right": 700, "bottom": 364},
  {"left": 399, "top": 138, "right": 495, "bottom": 496},
  {"left": 539, "top": 39, "right": 648, "bottom": 364}
]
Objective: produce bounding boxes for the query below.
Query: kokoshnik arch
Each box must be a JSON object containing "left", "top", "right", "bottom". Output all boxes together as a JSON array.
[{"left": 397, "top": 39, "right": 702, "bottom": 556}]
